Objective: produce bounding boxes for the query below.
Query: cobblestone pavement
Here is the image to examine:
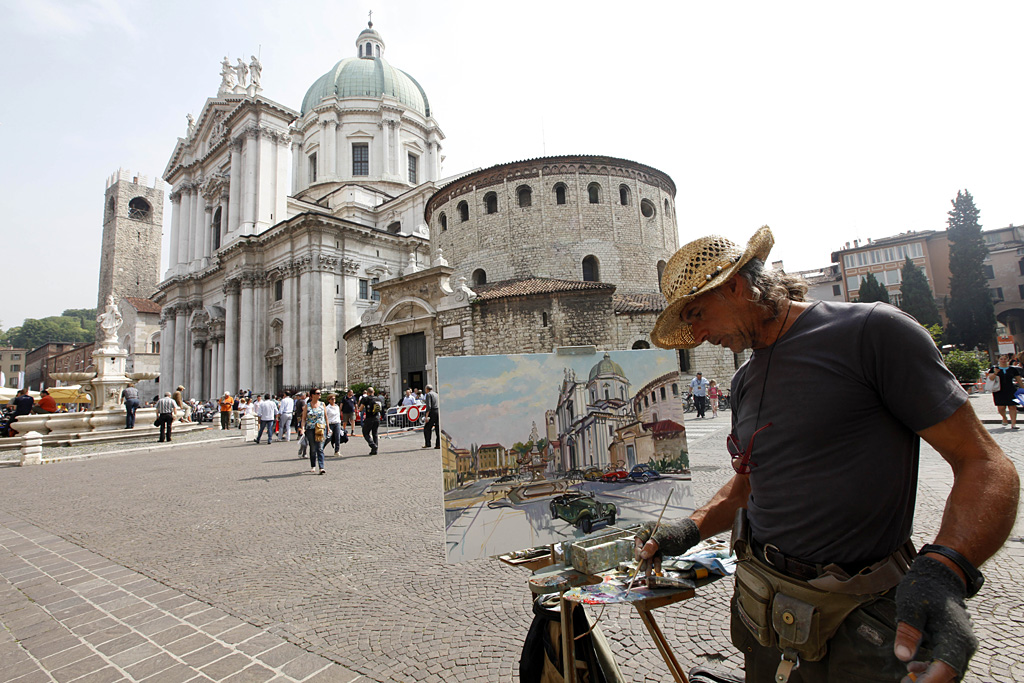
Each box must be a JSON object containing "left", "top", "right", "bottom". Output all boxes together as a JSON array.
[{"left": 0, "top": 395, "right": 1021, "bottom": 682}]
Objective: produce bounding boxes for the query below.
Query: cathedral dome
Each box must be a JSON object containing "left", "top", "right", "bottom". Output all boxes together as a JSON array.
[
  {"left": 589, "top": 353, "right": 626, "bottom": 381},
  {"left": 300, "top": 23, "right": 430, "bottom": 117}
]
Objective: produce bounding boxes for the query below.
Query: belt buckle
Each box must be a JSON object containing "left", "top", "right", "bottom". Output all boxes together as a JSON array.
[{"left": 763, "top": 543, "right": 780, "bottom": 567}]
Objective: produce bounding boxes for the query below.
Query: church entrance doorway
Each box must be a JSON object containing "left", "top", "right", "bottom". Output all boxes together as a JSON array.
[
  {"left": 274, "top": 365, "right": 283, "bottom": 395},
  {"left": 399, "top": 332, "right": 426, "bottom": 392}
]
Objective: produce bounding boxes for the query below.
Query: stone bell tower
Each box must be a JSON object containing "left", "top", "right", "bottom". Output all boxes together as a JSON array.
[{"left": 97, "top": 169, "right": 165, "bottom": 317}]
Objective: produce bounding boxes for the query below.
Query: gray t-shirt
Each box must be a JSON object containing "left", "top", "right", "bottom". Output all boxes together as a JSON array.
[{"left": 731, "top": 300, "right": 965, "bottom": 566}]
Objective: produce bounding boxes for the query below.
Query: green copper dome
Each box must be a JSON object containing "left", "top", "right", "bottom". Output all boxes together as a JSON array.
[
  {"left": 300, "top": 57, "right": 430, "bottom": 117},
  {"left": 589, "top": 353, "right": 626, "bottom": 381}
]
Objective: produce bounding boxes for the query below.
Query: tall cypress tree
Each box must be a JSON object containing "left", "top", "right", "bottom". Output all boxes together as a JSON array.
[
  {"left": 856, "top": 272, "right": 890, "bottom": 303},
  {"left": 945, "top": 190, "right": 996, "bottom": 349},
  {"left": 899, "top": 256, "right": 940, "bottom": 326}
]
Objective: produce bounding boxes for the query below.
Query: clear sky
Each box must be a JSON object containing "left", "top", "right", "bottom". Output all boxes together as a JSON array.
[
  {"left": 438, "top": 349, "right": 678, "bottom": 448},
  {"left": 3, "top": 0, "right": 1022, "bottom": 329}
]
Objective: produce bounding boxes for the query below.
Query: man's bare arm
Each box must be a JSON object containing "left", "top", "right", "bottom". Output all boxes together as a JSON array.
[{"left": 691, "top": 472, "right": 751, "bottom": 539}]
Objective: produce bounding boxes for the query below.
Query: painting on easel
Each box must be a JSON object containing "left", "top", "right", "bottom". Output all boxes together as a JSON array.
[{"left": 439, "top": 349, "right": 696, "bottom": 563}]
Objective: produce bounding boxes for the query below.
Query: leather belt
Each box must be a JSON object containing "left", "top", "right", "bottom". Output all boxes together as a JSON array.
[{"left": 751, "top": 538, "right": 866, "bottom": 582}]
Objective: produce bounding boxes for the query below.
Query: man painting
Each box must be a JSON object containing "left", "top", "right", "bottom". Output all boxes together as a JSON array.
[{"left": 637, "top": 226, "right": 1018, "bottom": 683}]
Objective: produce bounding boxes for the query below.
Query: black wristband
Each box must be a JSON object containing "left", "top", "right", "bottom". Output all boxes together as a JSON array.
[{"left": 919, "top": 544, "right": 984, "bottom": 598}]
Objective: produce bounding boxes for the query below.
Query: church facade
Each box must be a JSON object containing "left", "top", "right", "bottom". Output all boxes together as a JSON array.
[{"left": 153, "top": 22, "right": 737, "bottom": 400}]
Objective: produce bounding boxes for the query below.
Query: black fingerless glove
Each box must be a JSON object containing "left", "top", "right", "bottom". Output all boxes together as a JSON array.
[
  {"left": 636, "top": 518, "right": 701, "bottom": 557},
  {"left": 895, "top": 555, "right": 978, "bottom": 676}
]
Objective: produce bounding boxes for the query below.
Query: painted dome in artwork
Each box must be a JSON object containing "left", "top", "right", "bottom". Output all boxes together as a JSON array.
[
  {"left": 300, "top": 23, "right": 430, "bottom": 117},
  {"left": 589, "top": 353, "right": 626, "bottom": 381}
]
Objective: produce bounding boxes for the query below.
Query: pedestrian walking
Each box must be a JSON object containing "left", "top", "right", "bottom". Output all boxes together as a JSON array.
[
  {"left": 278, "top": 391, "right": 294, "bottom": 442},
  {"left": 422, "top": 384, "right": 440, "bottom": 449},
  {"left": 359, "top": 387, "right": 382, "bottom": 455},
  {"left": 689, "top": 372, "right": 709, "bottom": 418},
  {"left": 987, "top": 354, "right": 1024, "bottom": 429},
  {"left": 120, "top": 382, "right": 140, "bottom": 429},
  {"left": 255, "top": 393, "right": 278, "bottom": 444},
  {"left": 341, "top": 389, "right": 356, "bottom": 435},
  {"left": 325, "top": 394, "right": 345, "bottom": 455},
  {"left": 708, "top": 379, "right": 720, "bottom": 419},
  {"left": 302, "top": 388, "right": 327, "bottom": 474},
  {"left": 155, "top": 392, "right": 177, "bottom": 443}
]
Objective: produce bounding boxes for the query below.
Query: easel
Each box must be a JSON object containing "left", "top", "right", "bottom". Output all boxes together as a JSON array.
[{"left": 523, "top": 560, "right": 716, "bottom": 683}]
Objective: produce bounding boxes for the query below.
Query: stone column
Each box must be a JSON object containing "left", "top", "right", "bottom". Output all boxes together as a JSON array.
[
  {"left": 224, "top": 281, "right": 240, "bottom": 394},
  {"left": 228, "top": 139, "right": 242, "bottom": 234},
  {"left": 191, "top": 339, "right": 205, "bottom": 400},
  {"left": 160, "top": 311, "right": 174, "bottom": 395},
  {"left": 282, "top": 274, "right": 297, "bottom": 387},
  {"left": 204, "top": 205, "right": 214, "bottom": 261},
  {"left": 323, "top": 119, "right": 337, "bottom": 180},
  {"left": 242, "top": 128, "right": 258, "bottom": 234},
  {"left": 210, "top": 338, "right": 220, "bottom": 400},
  {"left": 173, "top": 307, "right": 187, "bottom": 390},
  {"left": 178, "top": 187, "right": 192, "bottom": 271},
  {"left": 218, "top": 192, "right": 229, "bottom": 250},
  {"left": 168, "top": 192, "right": 181, "bottom": 270},
  {"left": 291, "top": 136, "right": 303, "bottom": 194},
  {"left": 193, "top": 193, "right": 206, "bottom": 265},
  {"left": 297, "top": 266, "right": 310, "bottom": 384},
  {"left": 238, "top": 278, "right": 255, "bottom": 391},
  {"left": 381, "top": 120, "right": 391, "bottom": 177}
]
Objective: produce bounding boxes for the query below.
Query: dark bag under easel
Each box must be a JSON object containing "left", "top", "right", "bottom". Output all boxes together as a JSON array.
[{"left": 520, "top": 594, "right": 624, "bottom": 683}]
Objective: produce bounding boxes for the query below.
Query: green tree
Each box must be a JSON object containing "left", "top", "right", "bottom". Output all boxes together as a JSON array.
[
  {"left": 855, "top": 272, "right": 890, "bottom": 303},
  {"left": 5, "top": 317, "right": 93, "bottom": 349},
  {"left": 899, "top": 256, "right": 940, "bottom": 326},
  {"left": 945, "top": 190, "right": 996, "bottom": 349},
  {"left": 61, "top": 308, "right": 97, "bottom": 337},
  {"left": 942, "top": 349, "right": 985, "bottom": 384}
]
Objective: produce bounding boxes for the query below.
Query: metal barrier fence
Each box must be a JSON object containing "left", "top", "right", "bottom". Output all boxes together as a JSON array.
[{"left": 381, "top": 405, "right": 427, "bottom": 439}]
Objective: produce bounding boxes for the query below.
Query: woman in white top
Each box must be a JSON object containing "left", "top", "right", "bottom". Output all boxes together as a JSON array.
[{"left": 325, "top": 394, "right": 346, "bottom": 454}]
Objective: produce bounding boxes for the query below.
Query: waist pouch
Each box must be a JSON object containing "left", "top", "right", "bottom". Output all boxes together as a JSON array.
[
  {"left": 315, "top": 424, "right": 325, "bottom": 442},
  {"left": 730, "top": 509, "right": 910, "bottom": 663}
]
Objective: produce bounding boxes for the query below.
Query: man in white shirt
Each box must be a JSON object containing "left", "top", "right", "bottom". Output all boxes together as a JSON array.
[
  {"left": 278, "top": 392, "right": 295, "bottom": 442},
  {"left": 255, "top": 393, "right": 279, "bottom": 445},
  {"left": 689, "top": 371, "right": 710, "bottom": 419},
  {"left": 401, "top": 389, "right": 417, "bottom": 407}
]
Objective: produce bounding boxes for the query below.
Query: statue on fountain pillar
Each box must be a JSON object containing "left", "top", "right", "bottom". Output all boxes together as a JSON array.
[{"left": 96, "top": 295, "right": 123, "bottom": 346}]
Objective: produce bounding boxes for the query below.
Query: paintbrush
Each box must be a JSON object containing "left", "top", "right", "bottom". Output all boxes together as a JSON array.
[{"left": 625, "top": 489, "right": 673, "bottom": 597}]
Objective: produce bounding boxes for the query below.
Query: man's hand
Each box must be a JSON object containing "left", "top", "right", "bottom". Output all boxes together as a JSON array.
[
  {"left": 634, "top": 518, "right": 701, "bottom": 562},
  {"left": 894, "top": 556, "right": 977, "bottom": 682}
]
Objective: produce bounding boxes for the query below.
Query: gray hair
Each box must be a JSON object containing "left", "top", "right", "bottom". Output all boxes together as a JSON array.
[
  {"left": 735, "top": 258, "right": 808, "bottom": 316},
  {"left": 425, "top": 384, "right": 433, "bottom": 391}
]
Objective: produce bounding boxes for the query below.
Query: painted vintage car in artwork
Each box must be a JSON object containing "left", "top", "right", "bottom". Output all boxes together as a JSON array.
[{"left": 549, "top": 491, "right": 617, "bottom": 533}]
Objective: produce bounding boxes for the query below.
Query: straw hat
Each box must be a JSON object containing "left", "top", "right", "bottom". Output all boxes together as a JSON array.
[{"left": 651, "top": 226, "right": 774, "bottom": 349}]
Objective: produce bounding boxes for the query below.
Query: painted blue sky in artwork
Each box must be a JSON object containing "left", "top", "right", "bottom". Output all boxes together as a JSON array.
[{"left": 437, "top": 349, "right": 679, "bottom": 448}]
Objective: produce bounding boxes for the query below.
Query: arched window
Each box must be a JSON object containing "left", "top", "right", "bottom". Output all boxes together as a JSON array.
[
  {"left": 631, "top": 340, "right": 650, "bottom": 349},
  {"left": 657, "top": 260, "right": 667, "bottom": 287},
  {"left": 554, "top": 184, "right": 567, "bottom": 205},
  {"left": 150, "top": 335, "right": 160, "bottom": 354},
  {"left": 582, "top": 255, "right": 600, "bottom": 282},
  {"left": 212, "top": 207, "right": 222, "bottom": 250},
  {"left": 375, "top": 45, "right": 380, "bottom": 58},
  {"left": 440, "top": 213, "right": 447, "bottom": 231},
  {"left": 128, "top": 197, "right": 151, "bottom": 220},
  {"left": 484, "top": 192, "right": 498, "bottom": 214},
  {"left": 458, "top": 201, "right": 469, "bottom": 222},
  {"left": 387, "top": 221, "right": 401, "bottom": 234},
  {"left": 664, "top": 198, "right": 671, "bottom": 216},
  {"left": 472, "top": 268, "right": 487, "bottom": 286},
  {"left": 105, "top": 196, "right": 115, "bottom": 221},
  {"left": 619, "top": 185, "right": 630, "bottom": 205},
  {"left": 587, "top": 183, "right": 601, "bottom": 204},
  {"left": 517, "top": 185, "right": 532, "bottom": 208},
  {"left": 542, "top": 311, "right": 549, "bottom": 327},
  {"left": 640, "top": 199, "right": 656, "bottom": 218}
]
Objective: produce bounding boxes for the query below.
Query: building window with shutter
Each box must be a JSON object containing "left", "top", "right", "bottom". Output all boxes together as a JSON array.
[{"left": 352, "top": 144, "right": 369, "bottom": 176}]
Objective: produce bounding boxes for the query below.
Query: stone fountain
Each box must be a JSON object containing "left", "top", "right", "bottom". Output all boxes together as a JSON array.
[{"left": 12, "top": 297, "right": 161, "bottom": 443}]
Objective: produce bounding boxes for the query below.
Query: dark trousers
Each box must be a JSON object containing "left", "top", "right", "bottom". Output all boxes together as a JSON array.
[
  {"left": 157, "top": 413, "right": 173, "bottom": 441},
  {"left": 424, "top": 409, "right": 439, "bottom": 447},
  {"left": 329, "top": 423, "right": 346, "bottom": 453},
  {"left": 221, "top": 411, "right": 231, "bottom": 429},
  {"left": 305, "top": 428, "right": 325, "bottom": 470},
  {"left": 695, "top": 395, "right": 707, "bottom": 418},
  {"left": 362, "top": 419, "right": 379, "bottom": 452},
  {"left": 124, "top": 399, "right": 139, "bottom": 428},
  {"left": 256, "top": 419, "right": 274, "bottom": 444}
]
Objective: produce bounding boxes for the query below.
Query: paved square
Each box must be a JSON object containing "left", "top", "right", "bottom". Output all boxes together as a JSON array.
[{"left": 1, "top": 395, "right": 1022, "bottom": 682}]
